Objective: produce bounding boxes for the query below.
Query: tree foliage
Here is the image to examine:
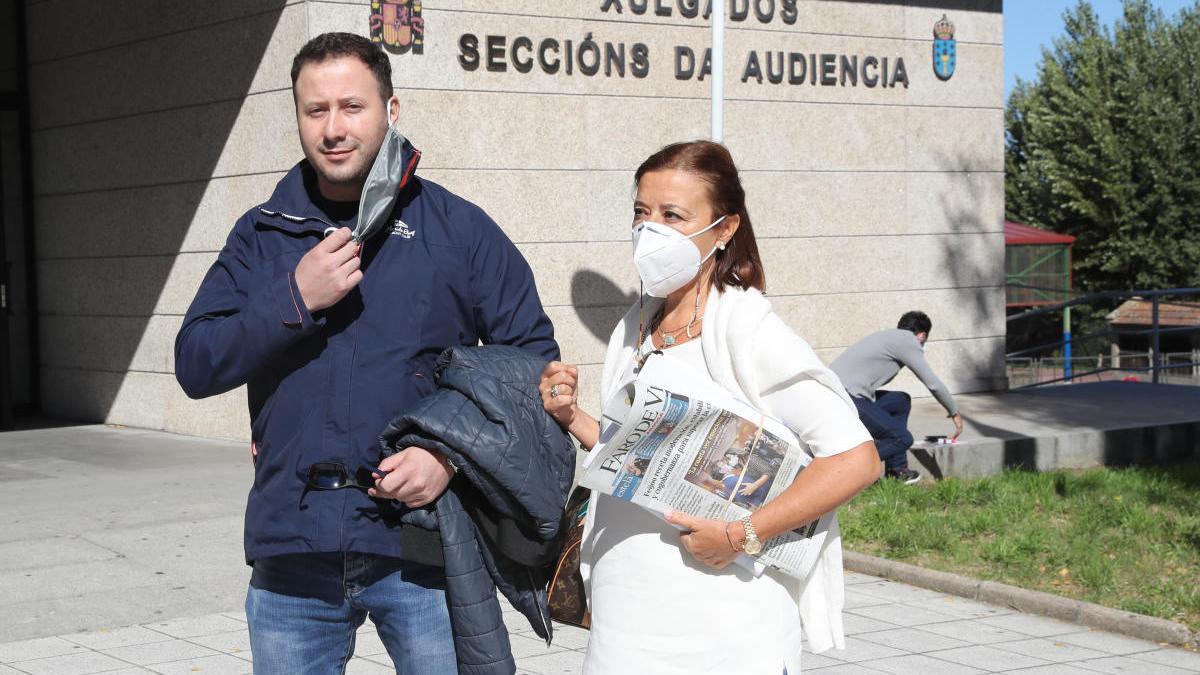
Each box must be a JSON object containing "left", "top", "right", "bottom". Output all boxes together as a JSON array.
[{"left": 1006, "top": 0, "right": 1200, "bottom": 291}]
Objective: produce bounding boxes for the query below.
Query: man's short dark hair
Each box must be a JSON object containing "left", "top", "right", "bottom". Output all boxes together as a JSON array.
[
  {"left": 291, "top": 32, "right": 393, "bottom": 102},
  {"left": 898, "top": 310, "right": 932, "bottom": 335}
]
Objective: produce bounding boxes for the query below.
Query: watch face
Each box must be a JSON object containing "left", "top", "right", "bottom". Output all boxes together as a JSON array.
[{"left": 744, "top": 538, "right": 763, "bottom": 555}]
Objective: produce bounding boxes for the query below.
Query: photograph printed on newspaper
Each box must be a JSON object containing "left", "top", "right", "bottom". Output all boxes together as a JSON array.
[{"left": 581, "top": 354, "right": 834, "bottom": 581}]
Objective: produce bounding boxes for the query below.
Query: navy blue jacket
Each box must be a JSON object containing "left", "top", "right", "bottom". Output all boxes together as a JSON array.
[
  {"left": 380, "top": 345, "right": 575, "bottom": 674},
  {"left": 174, "top": 141, "right": 558, "bottom": 562}
]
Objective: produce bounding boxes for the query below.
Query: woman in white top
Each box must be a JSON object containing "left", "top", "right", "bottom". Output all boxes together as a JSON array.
[{"left": 540, "top": 141, "right": 880, "bottom": 674}]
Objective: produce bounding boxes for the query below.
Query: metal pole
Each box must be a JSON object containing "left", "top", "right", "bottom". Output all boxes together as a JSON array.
[
  {"left": 711, "top": 0, "right": 725, "bottom": 142},
  {"left": 1151, "top": 297, "right": 1161, "bottom": 384},
  {"left": 1063, "top": 305, "right": 1072, "bottom": 382}
]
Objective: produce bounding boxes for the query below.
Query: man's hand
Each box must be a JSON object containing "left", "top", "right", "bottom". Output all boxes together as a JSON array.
[
  {"left": 950, "top": 413, "right": 964, "bottom": 441},
  {"left": 664, "top": 510, "right": 740, "bottom": 570},
  {"left": 294, "top": 227, "right": 362, "bottom": 312},
  {"left": 368, "top": 446, "right": 455, "bottom": 508}
]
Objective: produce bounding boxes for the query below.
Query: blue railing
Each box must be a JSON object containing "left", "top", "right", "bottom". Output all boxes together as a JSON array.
[{"left": 1006, "top": 287, "right": 1200, "bottom": 387}]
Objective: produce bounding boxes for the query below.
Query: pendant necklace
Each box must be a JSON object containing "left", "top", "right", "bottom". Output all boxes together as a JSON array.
[{"left": 657, "top": 287, "right": 704, "bottom": 346}]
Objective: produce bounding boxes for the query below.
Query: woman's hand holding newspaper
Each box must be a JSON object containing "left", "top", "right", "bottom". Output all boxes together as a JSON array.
[{"left": 665, "top": 510, "right": 740, "bottom": 570}]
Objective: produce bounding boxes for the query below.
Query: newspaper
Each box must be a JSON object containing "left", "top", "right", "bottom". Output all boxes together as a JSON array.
[{"left": 581, "top": 354, "right": 833, "bottom": 581}]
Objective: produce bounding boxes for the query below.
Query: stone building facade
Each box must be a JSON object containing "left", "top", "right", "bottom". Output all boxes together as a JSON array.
[{"left": 2, "top": 0, "right": 1005, "bottom": 439}]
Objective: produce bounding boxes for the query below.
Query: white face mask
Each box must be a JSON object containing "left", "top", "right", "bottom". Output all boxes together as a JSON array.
[{"left": 631, "top": 216, "right": 726, "bottom": 297}]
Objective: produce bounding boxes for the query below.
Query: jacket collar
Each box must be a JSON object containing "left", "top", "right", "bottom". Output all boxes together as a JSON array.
[{"left": 256, "top": 133, "right": 422, "bottom": 236}]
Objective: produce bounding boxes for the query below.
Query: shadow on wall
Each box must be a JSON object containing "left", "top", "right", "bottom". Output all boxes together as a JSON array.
[
  {"left": 933, "top": 149, "right": 1006, "bottom": 393},
  {"left": 571, "top": 269, "right": 638, "bottom": 343},
  {"left": 33, "top": 2, "right": 288, "bottom": 425}
]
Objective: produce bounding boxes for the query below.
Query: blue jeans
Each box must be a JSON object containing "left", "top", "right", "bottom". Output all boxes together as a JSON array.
[
  {"left": 851, "top": 390, "right": 914, "bottom": 472},
  {"left": 245, "top": 552, "right": 456, "bottom": 674}
]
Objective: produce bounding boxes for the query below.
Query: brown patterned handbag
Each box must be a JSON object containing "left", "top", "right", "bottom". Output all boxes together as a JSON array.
[{"left": 547, "top": 486, "right": 591, "bottom": 629}]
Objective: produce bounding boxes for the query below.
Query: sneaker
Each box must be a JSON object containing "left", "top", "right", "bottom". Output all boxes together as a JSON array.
[{"left": 886, "top": 468, "right": 921, "bottom": 485}]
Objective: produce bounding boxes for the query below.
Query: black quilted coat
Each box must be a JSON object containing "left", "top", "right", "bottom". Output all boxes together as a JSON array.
[{"left": 379, "top": 345, "right": 575, "bottom": 675}]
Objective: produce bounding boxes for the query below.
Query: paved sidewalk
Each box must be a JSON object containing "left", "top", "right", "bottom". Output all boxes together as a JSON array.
[
  {"left": 1, "top": 423, "right": 1198, "bottom": 673},
  {"left": 2, "top": 571, "right": 1199, "bottom": 674}
]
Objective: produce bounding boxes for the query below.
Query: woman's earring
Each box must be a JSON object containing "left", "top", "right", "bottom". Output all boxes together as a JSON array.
[{"left": 717, "top": 241, "right": 726, "bottom": 251}]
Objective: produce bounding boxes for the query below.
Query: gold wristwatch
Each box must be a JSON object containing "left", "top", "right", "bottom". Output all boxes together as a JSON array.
[{"left": 741, "top": 516, "right": 762, "bottom": 555}]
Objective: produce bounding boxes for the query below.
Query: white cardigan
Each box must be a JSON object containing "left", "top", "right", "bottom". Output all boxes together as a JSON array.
[{"left": 594, "top": 285, "right": 858, "bottom": 653}]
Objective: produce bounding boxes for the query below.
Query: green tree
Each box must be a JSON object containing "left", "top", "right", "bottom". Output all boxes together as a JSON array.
[{"left": 1006, "top": 0, "right": 1200, "bottom": 292}]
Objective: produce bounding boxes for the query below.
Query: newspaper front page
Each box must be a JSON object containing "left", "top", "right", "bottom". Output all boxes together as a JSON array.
[{"left": 581, "top": 354, "right": 833, "bottom": 581}]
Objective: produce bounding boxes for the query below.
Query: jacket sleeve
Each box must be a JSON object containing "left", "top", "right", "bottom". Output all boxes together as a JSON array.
[
  {"left": 466, "top": 205, "right": 559, "bottom": 361},
  {"left": 174, "top": 216, "right": 324, "bottom": 399}
]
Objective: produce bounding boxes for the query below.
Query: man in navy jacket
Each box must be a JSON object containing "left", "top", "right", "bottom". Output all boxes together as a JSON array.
[{"left": 175, "top": 33, "right": 557, "bottom": 674}]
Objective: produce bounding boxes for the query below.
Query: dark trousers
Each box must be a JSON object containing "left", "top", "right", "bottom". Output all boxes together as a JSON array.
[{"left": 851, "top": 390, "right": 914, "bottom": 471}]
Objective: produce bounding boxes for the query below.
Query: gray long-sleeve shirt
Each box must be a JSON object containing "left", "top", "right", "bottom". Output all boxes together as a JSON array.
[{"left": 830, "top": 329, "right": 959, "bottom": 416}]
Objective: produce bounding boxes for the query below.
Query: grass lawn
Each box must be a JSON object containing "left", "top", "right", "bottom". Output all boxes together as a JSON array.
[{"left": 838, "top": 465, "right": 1200, "bottom": 632}]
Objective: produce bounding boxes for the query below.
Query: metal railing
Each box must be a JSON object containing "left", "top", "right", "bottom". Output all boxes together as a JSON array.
[{"left": 1006, "top": 286, "right": 1200, "bottom": 388}]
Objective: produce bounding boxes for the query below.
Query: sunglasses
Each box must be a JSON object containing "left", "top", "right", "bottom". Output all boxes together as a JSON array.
[{"left": 304, "top": 462, "right": 390, "bottom": 491}]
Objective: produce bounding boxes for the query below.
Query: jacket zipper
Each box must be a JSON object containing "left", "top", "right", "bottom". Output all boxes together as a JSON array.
[
  {"left": 527, "top": 567, "right": 553, "bottom": 645},
  {"left": 258, "top": 207, "right": 337, "bottom": 233}
]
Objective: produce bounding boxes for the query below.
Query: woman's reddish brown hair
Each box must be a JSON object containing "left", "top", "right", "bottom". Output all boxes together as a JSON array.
[{"left": 634, "top": 140, "right": 765, "bottom": 292}]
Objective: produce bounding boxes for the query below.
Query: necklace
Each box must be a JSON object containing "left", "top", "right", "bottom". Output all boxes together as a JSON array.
[{"left": 655, "top": 286, "right": 705, "bottom": 347}]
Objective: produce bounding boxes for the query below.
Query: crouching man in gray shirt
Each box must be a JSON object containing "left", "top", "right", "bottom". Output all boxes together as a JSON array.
[{"left": 831, "top": 311, "right": 963, "bottom": 484}]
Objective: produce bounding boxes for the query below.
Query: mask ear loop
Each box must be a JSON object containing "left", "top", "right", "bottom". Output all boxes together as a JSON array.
[{"left": 637, "top": 283, "right": 646, "bottom": 369}]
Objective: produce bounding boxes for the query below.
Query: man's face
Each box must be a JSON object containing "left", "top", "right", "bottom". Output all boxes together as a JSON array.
[{"left": 294, "top": 56, "right": 398, "bottom": 202}]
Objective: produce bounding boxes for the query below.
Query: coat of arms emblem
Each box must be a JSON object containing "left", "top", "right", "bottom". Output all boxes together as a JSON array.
[
  {"left": 370, "top": 0, "right": 424, "bottom": 55},
  {"left": 933, "top": 14, "right": 955, "bottom": 80}
]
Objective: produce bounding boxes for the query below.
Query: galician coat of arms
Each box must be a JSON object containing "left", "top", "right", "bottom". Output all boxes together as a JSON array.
[
  {"left": 370, "top": 0, "right": 424, "bottom": 55},
  {"left": 933, "top": 14, "right": 955, "bottom": 80}
]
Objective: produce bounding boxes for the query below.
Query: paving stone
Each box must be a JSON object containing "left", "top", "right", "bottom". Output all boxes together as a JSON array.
[
  {"left": 848, "top": 603, "right": 960, "bottom": 628},
  {"left": 62, "top": 627, "right": 172, "bottom": 651},
  {"left": 17, "top": 651, "right": 133, "bottom": 675},
  {"left": 184, "top": 630, "right": 251, "bottom": 657},
  {"left": 858, "top": 653, "right": 986, "bottom": 674},
  {"left": 349, "top": 629, "right": 387, "bottom": 657},
  {"left": 147, "top": 653, "right": 253, "bottom": 675},
  {"left": 836, "top": 636, "right": 912, "bottom": 663},
  {"left": 991, "top": 638, "right": 1109, "bottom": 664},
  {"left": 919, "top": 618, "right": 1033, "bottom": 646},
  {"left": 1073, "top": 655, "right": 1196, "bottom": 674},
  {"left": 844, "top": 589, "right": 893, "bottom": 610},
  {"left": 855, "top": 626, "right": 972, "bottom": 653},
  {"left": 344, "top": 657, "right": 395, "bottom": 675},
  {"left": 926, "top": 644, "right": 1052, "bottom": 671},
  {"left": 102, "top": 640, "right": 218, "bottom": 666},
  {"left": 144, "top": 614, "right": 245, "bottom": 639},
  {"left": 1003, "top": 666, "right": 1099, "bottom": 674},
  {"left": 1131, "top": 648, "right": 1200, "bottom": 671},
  {"left": 913, "top": 596, "right": 1013, "bottom": 620},
  {"left": 844, "top": 572, "right": 879, "bottom": 586},
  {"left": 547, "top": 625, "right": 589, "bottom": 651},
  {"left": 508, "top": 633, "right": 564, "bottom": 660},
  {"left": 359, "top": 654, "right": 396, "bottom": 668},
  {"left": 503, "top": 611, "right": 542, "bottom": 636},
  {"left": 803, "top": 652, "right": 846, "bottom": 669},
  {"left": 0, "top": 636, "right": 86, "bottom": 663},
  {"left": 809, "top": 664, "right": 890, "bottom": 674},
  {"left": 843, "top": 613, "right": 900, "bottom": 636},
  {"left": 853, "top": 580, "right": 954, "bottom": 604},
  {"left": 976, "top": 613, "right": 1084, "bottom": 638},
  {"left": 1051, "top": 630, "right": 1159, "bottom": 656},
  {"left": 516, "top": 648, "right": 587, "bottom": 674}
]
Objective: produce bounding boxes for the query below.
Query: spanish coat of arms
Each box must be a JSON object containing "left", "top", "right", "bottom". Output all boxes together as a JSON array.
[
  {"left": 370, "top": 0, "right": 424, "bottom": 55},
  {"left": 933, "top": 14, "right": 955, "bottom": 80}
]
